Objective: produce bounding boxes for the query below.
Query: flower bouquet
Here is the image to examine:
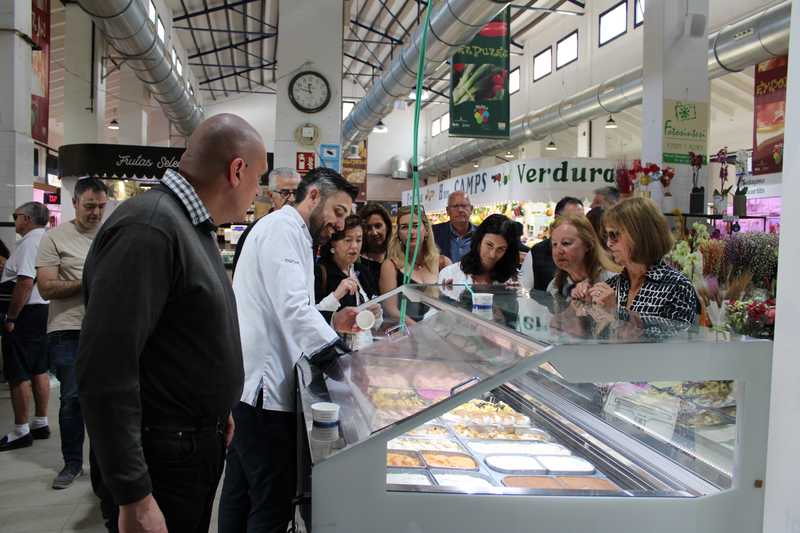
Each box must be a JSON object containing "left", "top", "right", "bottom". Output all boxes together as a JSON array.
[
  {"left": 724, "top": 232, "right": 779, "bottom": 290},
  {"left": 727, "top": 297, "right": 776, "bottom": 339},
  {"left": 615, "top": 161, "right": 635, "bottom": 196}
]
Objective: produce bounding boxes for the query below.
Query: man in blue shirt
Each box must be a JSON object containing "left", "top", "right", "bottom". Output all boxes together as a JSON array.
[{"left": 432, "top": 191, "right": 475, "bottom": 262}]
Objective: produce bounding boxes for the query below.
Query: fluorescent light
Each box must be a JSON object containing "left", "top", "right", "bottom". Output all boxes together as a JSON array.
[
  {"left": 372, "top": 120, "right": 388, "bottom": 133},
  {"left": 108, "top": 119, "right": 120, "bottom": 130},
  {"left": 473, "top": 161, "right": 479, "bottom": 168},
  {"left": 546, "top": 140, "right": 558, "bottom": 151},
  {"left": 605, "top": 115, "right": 618, "bottom": 129},
  {"left": 408, "top": 89, "right": 430, "bottom": 100}
]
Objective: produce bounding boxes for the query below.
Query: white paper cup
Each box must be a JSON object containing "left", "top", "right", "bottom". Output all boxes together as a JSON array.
[
  {"left": 311, "top": 402, "right": 340, "bottom": 423},
  {"left": 356, "top": 309, "right": 376, "bottom": 330},
  {"left": 472, "top": 293, "right": 494, "bottom": 312},
  {"left": 311, "top": 424, "right": 340, "bottom": 442},
  {"left": 310, "top": 436, "right": 333, "bottom": 458}
]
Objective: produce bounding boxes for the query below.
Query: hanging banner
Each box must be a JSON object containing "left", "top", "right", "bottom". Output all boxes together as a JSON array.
[
  {"left": 342, "top": 140, "right": 367, "bottom": 202},
  {"left": 402, "top": 158, "right": 616, "bottom": 212},
  {"left": 59, "top": 143, "right": 185, "bottom": 181},
  {"left": 662, "top": 99, "right": 709, "bottom": 165},
  {"left": 31, "top": 0, "right": 50, "bottom": 144},
  {"left": 753, "top": 56, "right": 787, "bottom": 176},
  {"left": 449, "top": 8, "right": 510, "bottom": 139}
]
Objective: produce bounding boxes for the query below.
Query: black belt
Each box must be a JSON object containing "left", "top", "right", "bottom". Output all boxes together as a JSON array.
[{"left": 142, "top": 415, "right": 226, "bottom": 434}]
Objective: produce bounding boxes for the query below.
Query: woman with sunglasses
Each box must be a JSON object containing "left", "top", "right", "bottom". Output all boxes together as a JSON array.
[
  {"left": 587, "top": 197, "right": 698, "bottom": 325},
  {"left": 548, "top": 214, "right": 618, "bottom": 299}
]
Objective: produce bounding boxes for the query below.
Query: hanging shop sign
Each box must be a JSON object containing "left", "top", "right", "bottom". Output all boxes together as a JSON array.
[
  {"left": 449, "top": 8, "right": 510, "bottom": 139},
  {"left": 31, "top": 0, "right": 50, "bottom": 144},
  {"left": 59, "top": 143, "right": 185, "bottom": 181},
  {"left": 741, "top": 172, "right": 782, "bottom": 199},
  {"left": 402, "top": 158, "right": 616, "bottom": 212},
  {"left": 296, "top": 151, "right": 316, "bottom": 175},
  {"left": 342, "top": 140, "right": 367, "bottom": 202},
  {"left": 662, "top": 99, "right": 709, "bottom": 165},
  {"left": 753, "top": 56, "right": 787, "bottom": 176}
]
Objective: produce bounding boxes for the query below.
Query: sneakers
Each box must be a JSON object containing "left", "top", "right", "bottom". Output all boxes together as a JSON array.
[
  {"left": 52, "top": 464, "right": 84, "bottom": 490},
  {"left": 0, "top": 433, "right": 33, "bottom": 451},
  {"left": 31, "top": 425, "right": 51, "bottom": 440}
]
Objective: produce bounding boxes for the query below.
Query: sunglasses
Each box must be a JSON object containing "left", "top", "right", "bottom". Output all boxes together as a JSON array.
[{"left": 605, "top": 229, "right": 621, "bottom": 243}]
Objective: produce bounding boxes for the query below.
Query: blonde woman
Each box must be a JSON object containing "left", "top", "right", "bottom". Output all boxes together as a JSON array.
[
  {"left": 548, "top": 214, "right": 619, "bottom": 299},
  {"left": 379, "top": 206, "right": 450, "bottom": 322}
]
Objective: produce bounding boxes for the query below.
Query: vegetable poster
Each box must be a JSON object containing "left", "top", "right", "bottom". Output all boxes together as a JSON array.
[
  {"left": 752, "top": 56, "right": 787, "bottom": 176},
  {"left": 449, "top": 8, "right": 510, "bottom": 139}
]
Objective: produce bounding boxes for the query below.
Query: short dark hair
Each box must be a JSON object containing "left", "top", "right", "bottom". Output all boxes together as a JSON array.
[
  {"left": 593, "top": 186, "right": 620, "bottom": 205},
  {"left": 0, "top": 238, "right": 9, "bottom": 259},
  {"left": 74, "top": 178, "right": 109, "bottom": 202},
  {"left": 294, "top": 167, "right": 358, "bottom": 203},
  {"left": 459, "top": 214, "right": 521, "bottom": 283},
  {"left": 357, "top": 202, "right": 393, "bottom": 245},
  {"left": 555, "top": 196, "right": 583, "bottom": 216}
]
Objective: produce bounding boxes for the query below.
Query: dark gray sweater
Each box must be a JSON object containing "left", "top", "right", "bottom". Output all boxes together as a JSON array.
[{"left": 77, "top": 185, "right": 243, "bottom": 505}]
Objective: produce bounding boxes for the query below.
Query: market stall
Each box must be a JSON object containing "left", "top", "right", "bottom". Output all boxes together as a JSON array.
[
  {"left": 402, "top": 157, "right": 617, "bottom": 245},
  {"left": 295, "top": 285, "right": 771, "bottom": 533}
]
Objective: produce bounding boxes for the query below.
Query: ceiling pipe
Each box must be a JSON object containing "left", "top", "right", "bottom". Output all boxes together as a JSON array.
[
  {"left": 341, "top": 0, "right": 511, "bottom": 149},
  {"left": 77, "top": 0, "right": 203, "bottom": 136},
  {"left": 420, "top": 1, "right": 791, "bottom": 177}
]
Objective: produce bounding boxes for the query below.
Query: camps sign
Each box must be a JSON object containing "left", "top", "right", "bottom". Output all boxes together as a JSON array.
[{"left": 403, "top": 158, "right": 616, "bottom": 211}]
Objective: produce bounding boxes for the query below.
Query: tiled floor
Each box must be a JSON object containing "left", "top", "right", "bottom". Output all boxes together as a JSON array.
[{"left": 0, "top": 380, "right": 223, "bottom": 533}]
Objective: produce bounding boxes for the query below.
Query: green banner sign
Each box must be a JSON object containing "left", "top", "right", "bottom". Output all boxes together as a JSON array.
[{"left": 449, "top": 8, "right": 510, "bottom": 139}]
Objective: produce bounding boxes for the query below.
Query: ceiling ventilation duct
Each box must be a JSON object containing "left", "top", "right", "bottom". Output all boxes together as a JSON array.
[
  {"left": 77, "top": 0, "right": 203, "bottom": 136},
  {"left": 420, "top": 1, "right": 791, "bottom": 177},
  {"left": 341, "top": 0, "right": 511, "bottom": 149}
]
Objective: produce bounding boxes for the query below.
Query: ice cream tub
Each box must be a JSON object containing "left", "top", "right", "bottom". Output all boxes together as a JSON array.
[
  {"left": 421, "top": 450, "right": 480, "bottom": 471},
  {"left": 537, "top": 455, "right": 596, "bottom": 475},
  {"left": 386, "top": 450, "right": 424, "bottom": 468},
  {"left": 484, "top": 454, "right": 547, "bottom": 475},
  {"left": 386, "top": 468, "right": 435, "bottom": 487},
  {"left": 430, "top": 469, "right": 498, "bottom": 491}
]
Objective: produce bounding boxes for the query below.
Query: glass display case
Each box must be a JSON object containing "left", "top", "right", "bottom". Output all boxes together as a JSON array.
[{"left": 296, "top": 285, "right": 772, "bottom": 533}]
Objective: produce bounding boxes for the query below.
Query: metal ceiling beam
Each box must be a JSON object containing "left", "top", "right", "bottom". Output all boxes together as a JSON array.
[
  {"left": 350, "top": 19, "right": 402, "bottom": 45},
  {"left": 190, "top": 61, "right": 275, "bottom": 69},
  {"left": 174, "top": 26, "right": 273, "bottom": 37},
  {"left": 173, "top": 0, "right": 259, "bottom": 22},
  {"left": 199, "top": 62, "right": 276, "bottom": 85},
  {"left": 241, "top": 0, "right": 251, "bottom": 91},
  {"left": 222, "top": 0, "right": 240, "bottom": 93},
  {"left": 343, "top": 52, "right": 383, "bottom": 71},
  {"left": 228, "top": 4, "right": 277, "bottom": 29},
  {"left": 513, "top": 0, "right": 569, "bottom": 40},
  {"left": 348, "top": 27, "right": 385, "bottom": 71},
  {"left": 188, "top": 34, "right": 276, "bottom": 59},
  {"left": 201, "top": 88, "right": 274, "bottom": 94},
  {"left": 375, "top": 0, "right": 410, "bottom": 36},
  {"left": 180, "top": 0, "right": 217, "bottom": 100},
  {"left": 344, "top": 38, "right": 396, "bottom": 45},
  {"left": 202, "top": 0, "right": 233, "bottom": 94}
]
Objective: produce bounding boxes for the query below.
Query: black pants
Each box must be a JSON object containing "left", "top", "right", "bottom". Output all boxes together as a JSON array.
[
  {"left": 92, "top": 425, "right": 226, "bottom": 533},
  {"left": 218, "top": 401, "right": 297, "bottom": 533}
]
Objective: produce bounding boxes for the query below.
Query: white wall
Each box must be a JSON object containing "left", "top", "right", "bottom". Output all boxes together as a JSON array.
[
  {"left": 204, "top": 93, "right": 278, "bottom": 152},
  {"left": 366, "top": 101, "right": 425, "bottom": 175},
  {"left": 422, "top": 0, "right": 779, "bottom": 164}
]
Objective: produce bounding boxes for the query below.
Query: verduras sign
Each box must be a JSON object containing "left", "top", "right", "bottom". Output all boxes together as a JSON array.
[{"left": 402, "top": 158, "right": 616, "bottom": 211}]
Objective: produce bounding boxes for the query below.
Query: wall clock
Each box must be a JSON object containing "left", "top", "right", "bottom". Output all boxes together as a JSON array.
[{"left": 288, "top": 70, "right": 331, "bottom": 114}]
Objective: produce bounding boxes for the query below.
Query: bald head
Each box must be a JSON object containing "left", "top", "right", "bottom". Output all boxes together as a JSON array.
[{"left": 180, "top": 113, "right": 265, "bottom": 185}]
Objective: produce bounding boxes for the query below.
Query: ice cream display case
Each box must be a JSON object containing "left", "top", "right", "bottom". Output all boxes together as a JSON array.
[{"left": 296, "top": 285, "right": 772, "bottom": 533}]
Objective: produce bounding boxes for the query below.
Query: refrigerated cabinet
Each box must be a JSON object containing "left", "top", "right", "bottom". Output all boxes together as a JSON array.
[{"left": 296, "top": 285, "right": 771, "bottom": 533}]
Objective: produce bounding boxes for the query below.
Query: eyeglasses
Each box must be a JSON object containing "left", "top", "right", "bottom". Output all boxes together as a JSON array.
[
  {"left": 12, "top": 213, "right": 27, "bottom": 221},
  {"left": 448, "top": 203, "right": 472, "bottom": 210},
  {"left": 605, "top": 229, "right": 621, "bottom": 243},
  {"left": 275, "top": 189, "right": 297, "bottom": 199}
]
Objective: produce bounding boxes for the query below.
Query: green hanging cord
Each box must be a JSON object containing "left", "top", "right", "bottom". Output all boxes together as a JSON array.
[{"left": 399, "top": 4, "right": 433, "bottom": 327}]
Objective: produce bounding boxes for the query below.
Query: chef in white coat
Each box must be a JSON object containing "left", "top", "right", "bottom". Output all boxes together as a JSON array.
[{"left": 218, "top": 167, "right": 360, "bottom": 533}]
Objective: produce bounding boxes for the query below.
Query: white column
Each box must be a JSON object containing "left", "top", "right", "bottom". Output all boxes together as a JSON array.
[
  {"left": 148, "top": 104, "right": 171, "bottom": 147},
  {"left": 61, "top": 4, "right": 101, "bottom": 221},
  {"left": 577, "top": 121, "right": 590, "bottom": 158},
  {"left": 591, "top": 119, "right": 607, "bottom": 158},
  {"left": 0, "top": 0, "right": 34, "bottom": 249},
  {"left": 763, "top": 4, "right": 800, "bottom": 532},
  {"left": 640, "top": 0, "right": 709, "bottom": 210},
  {"left": 117, "top": 65, "right": 148, "bottom": 145},
  {"left": 274, "top": 0, "right": 343, "bottom": 169}
]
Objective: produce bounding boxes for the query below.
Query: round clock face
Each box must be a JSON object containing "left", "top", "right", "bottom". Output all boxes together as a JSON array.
[{"left": 289, "top": 71, "right": 331, "bottom": 113}]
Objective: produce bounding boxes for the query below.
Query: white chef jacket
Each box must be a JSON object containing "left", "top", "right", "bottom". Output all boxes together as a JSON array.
[
  {"left": 234, "top": 206, "right": 339, "bottom": 412},
  {"left": 1, "top": 228, "right": 48, "bottom": 305}
]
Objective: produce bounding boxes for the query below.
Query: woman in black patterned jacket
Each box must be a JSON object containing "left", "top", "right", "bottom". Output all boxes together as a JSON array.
[{"left": 588, "top": 197, "right": 698, "bottom": 325}]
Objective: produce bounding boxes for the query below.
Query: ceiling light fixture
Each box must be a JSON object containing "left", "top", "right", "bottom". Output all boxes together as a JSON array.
[
  {"left": 505, "top": 151, "right": 515, "bottom": 158},
  {"left": 473, "top": 161, "right": 480, "bottom": 168},
  {"left": 372, "top": 120, "right": 388, "bottom": 133},
  {"left": 107, "top": 119, "right": 120, "bottom": 130},
  {"left": 605, "top": 115, "right": 618, "bottom": 129},
  {"left": 546, "top": 140, "right": 558, "bottom": 151}
]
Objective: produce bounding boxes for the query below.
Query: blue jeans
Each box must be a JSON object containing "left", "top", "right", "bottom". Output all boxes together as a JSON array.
[{"left": 49, "top": 331, "right": 84, "bottom": 467}]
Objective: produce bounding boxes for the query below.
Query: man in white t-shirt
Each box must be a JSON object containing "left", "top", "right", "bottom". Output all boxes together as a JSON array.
[
  {"left": 0, "top": 202, "right": 50, "bottom": 451},
  {"left": 37, "top": 178, "right": 108, "bottom": 489}
]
